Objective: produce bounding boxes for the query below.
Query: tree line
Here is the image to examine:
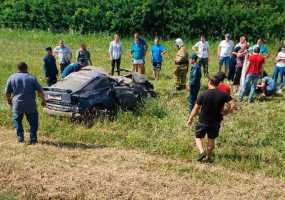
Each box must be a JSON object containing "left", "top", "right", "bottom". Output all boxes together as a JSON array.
[{"left": 0, "top": 0, "right": 284, "bottom": 40}]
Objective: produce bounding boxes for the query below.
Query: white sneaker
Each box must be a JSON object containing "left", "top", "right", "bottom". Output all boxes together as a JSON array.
[{"left": 278, "top": 89, "right": 283, "bottom": 94}]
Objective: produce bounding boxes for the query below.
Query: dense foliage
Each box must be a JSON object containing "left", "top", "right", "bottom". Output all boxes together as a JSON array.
[{"left": 0, "top": 0, "right": 285, "bottom": 39}]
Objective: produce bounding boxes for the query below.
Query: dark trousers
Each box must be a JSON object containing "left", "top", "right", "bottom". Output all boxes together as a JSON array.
[
  {"left": 188, "top": 85, "right": 200, "bottom": 112},
  {"left": 228, "top": 56, "right": 236, "bottom": 81},
  {"left": 60, "top": 62, "right": 70, "bottom": 73},
  {"left": 198, "top": 58, "right": 208, "bottom": 76},
  {"left": 12, "top": 112, "right": 39, "bottom": 142},
  {"left": 111, "top": 58, "right": 121, "bottom": 75},
  {"left": 46, "top": 77, "right": 57, "bottom": 86}
]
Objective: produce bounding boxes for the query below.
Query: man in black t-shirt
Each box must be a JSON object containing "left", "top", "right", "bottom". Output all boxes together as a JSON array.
[{"left": 186, "top": 76, "right": 235, "bottom": 162}]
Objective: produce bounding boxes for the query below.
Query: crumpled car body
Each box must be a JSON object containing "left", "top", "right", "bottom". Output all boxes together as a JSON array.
[{"left": 43, "top": 66, "right": 155, "bottom": 118}]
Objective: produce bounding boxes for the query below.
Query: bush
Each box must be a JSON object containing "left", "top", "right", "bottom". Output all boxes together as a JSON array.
[{"left": 0, "top": 0, "right": 285, "bottom": 39}]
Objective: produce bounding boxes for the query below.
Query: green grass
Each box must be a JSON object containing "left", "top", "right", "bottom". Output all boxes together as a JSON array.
[{"left": 0, "top": 29, "right": 284, "bottom": 179}]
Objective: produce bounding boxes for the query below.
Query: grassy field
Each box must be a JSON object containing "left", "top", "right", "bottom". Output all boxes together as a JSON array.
[{"left": 0, "top": 28, "right": 284, "bottom": 185}]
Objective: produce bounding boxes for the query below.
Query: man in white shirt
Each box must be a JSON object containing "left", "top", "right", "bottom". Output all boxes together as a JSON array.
[
  {"left": 53, "top": 40, "right": 72, "bottom": 73},
  {"left": 217, "top": 33, "right": 234, "bottom": 77},
  {"left": 192, "top": 34, "right": 209, "bottom": 76},
  {"left": 273, "top": 46, "right": 285, "bottom": 93}
]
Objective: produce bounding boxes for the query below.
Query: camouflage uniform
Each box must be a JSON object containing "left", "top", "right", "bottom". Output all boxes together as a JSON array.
[{"left": 174, "top": 46, "right": 189, "bottom": 90}]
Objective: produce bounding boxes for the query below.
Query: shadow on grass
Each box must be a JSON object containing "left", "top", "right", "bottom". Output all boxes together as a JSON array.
[{"left": 40, "top": 140, "right": 106, "bottom": 150}]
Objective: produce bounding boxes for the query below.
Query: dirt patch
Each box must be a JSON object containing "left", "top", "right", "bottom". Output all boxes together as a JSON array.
[{"left": 0, "top": 128, "right": 284, "bottom": 200}]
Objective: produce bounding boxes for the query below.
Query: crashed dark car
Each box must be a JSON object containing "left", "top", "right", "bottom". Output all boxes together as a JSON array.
[{"left": 43, "top": 66, "right": 156, "bottom": 119}]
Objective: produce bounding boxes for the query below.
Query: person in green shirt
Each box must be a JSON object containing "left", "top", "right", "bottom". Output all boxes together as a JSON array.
[{"left": 188, "top": 53, "right": 201, "bottom": 112}]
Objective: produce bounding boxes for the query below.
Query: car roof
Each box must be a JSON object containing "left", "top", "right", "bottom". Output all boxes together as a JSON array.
[{"left": 50, "top": 66, "right": 108, "bottom": 92}]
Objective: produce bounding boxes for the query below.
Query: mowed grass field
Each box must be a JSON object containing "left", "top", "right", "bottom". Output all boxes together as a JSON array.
[{"left": 0, "top": 28, "right": 284, "bottom": 186}]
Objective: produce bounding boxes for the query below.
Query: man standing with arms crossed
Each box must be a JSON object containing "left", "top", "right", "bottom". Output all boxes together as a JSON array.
[
  {"left": 5, "top": 62, "right": 46, "bottom": 144},
  {"left": 54, "top": 40, "right": 72, "bottom": 73}
]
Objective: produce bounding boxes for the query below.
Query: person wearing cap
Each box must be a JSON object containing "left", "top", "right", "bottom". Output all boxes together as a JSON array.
[
  {"left": 61, "top": 59, "right": 88, "bottom": 78},
  {"left": 192, "top": 34, "right": 210, "bottom": 76},
  {"left": 76, "top": 43, "right": 92, "bottom": 65},
  {"left": 240, "top": 47, "right": 265, "bottom": 103},
  {"left": 217, "top": 34, "right": 234, "bottom": 77},
  {"left": 53, "top": 40, "right": 72, "bottom": 73},
  {"left": 188, "top": 53, "right": 201, "bottom": 111},
  {"left": 174, "top": 38, "right": 189, "bottom": 90},
  {"left": 186, "top": 75, "right": 235, "bottom": 162},
  {"left": 43, "top": 47, "right": 58, "bottom": 86},
  {"left": 151, "top": 37, "right": 167, "bottom": 80}
]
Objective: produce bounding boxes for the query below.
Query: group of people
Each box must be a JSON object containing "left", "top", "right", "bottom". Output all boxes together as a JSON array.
[
  {"left": 42, "top": 32, "right": 168, "bottom": 87},
  {"left": 4, "top": 32, "right": 285, "bottom": 164},
  {"left": 180, "top": 33, "right": 285, "bottom": 162},
  {"left": 174, "top": 34, "right": 284, "bottom": 106}
]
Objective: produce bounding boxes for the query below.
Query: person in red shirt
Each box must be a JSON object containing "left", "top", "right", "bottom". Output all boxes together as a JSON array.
[
  {"left": 216, "top": 72, "right": 231, "bottom": 95},
  {"left": 239, "top": 47, "right": 264, "bottom": 103}
]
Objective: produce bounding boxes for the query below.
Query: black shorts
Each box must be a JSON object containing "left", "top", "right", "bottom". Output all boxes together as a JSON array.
[
  {"left": 195, "top": 122, "right": 220, "bottom": 139},
  {"left": 152, "top": 62, "right": 162, "bottom": 71},
  {"left": 233, "top": 67, "right": 242, "bottom": 85}
]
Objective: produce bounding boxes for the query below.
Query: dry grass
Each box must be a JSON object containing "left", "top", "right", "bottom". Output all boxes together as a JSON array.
[{"left": 0, "top": 128, "right": 284, "bottom": 200}]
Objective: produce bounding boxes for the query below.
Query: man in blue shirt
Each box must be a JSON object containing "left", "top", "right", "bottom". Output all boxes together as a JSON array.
[
  {"left": 43, "top": 47, "right": 58, "bottom": 86},
  {"left": 257, "top": 75, "right": 277, "bottom": 96},
  {"left": 5, "top": 62, "right": 46, "bottom": 144},
  {"left": 249, "top": 38, "right": 269, "bottom": 57},
  {"left": 61, "top": 59, "right": 88, "bottom": 78},
  {"left": 151, "top": 37, "right": 167, "bottom": 80}
]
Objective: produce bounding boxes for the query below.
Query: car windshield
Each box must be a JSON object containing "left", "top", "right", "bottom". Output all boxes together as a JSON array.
[{"left": 50, "top": 67, "right": 107, "bottom": 92}]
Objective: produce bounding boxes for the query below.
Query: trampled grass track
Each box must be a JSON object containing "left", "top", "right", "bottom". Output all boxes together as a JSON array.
[{"left": 0, "top": 128, "right": 285, "bottom": 199}]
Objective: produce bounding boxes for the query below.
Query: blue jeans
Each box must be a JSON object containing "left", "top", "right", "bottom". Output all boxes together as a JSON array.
[
  {"left": 219, "top": 56, "right": 230, "bottom": 75},
  {"left": 239, "top": 74, "right": 259, "bottom": 102},
  {"left": 188, "top": 85, "right": 200, "bottom": 112},
  {"left": 273, "top": 66, "right": 285, "bottom": 90},
  {"left": 12, "top": 112, "right": 38, "bottom": 142}
]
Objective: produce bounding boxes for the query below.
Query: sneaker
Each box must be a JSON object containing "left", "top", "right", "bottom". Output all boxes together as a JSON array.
[
  {"left": 196, "top": 152, "right": 207, "bottom": 162},
  {"left": 278, "top": 89, "right": 283, "bottom": 94}
]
